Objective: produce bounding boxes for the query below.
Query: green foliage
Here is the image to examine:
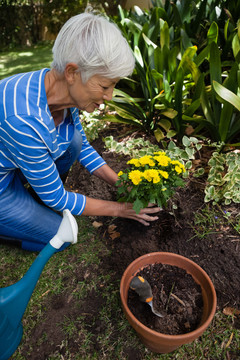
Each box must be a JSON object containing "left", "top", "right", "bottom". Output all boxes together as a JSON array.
[
  {"left": 104, "top": 135, "right": 202, "bottom": 178},
  {"left": 0, "top": 1, "right": 119, "bottom": 49},
  {"left": 108, "top": 3, "right": 240, "bottom": 145},
  {"left": 220, "top": 206, "right": 240, "bottom": 234},
  {"left": 81, "top": 110, "right": 107, "bottom": 142},
  {"left": 165, "top": 136, "right": 202, "bottom": 177},
  {"left": 204, "top": 151, "right": 240, "bottom": 205},
  {"left": 190, "top": 201, "right": 240, "bottom": 241},
  {"left": 0, "top": 0, "right": 89, "bottom": 49},
  {"left": 106, "top": 7, "right": 203, "bottom": 142},
  {"left": 104, "top": 135, "right": 161, "bottom": 157},
  {"left": 187, "top": 22, "right": 240, "bottom": 144},
  {"left": 189, "top": 204, "right": 223, "bottom": 240}
]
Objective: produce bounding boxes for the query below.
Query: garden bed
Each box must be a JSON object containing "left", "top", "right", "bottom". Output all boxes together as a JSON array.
[
  {"left": 66, "top": 131, "right": 240, "bottom": 311},
  {"left": 14, "top": 128, "right": 240, "bottom": 359}
]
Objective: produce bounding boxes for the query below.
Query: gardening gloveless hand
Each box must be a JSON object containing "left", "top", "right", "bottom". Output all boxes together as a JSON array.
[
  {"left": 82, "top": 197, "right": 161, "bottom": 226},
  {"left": 84, "top": 164, "right": 161, "bottom": 226}
]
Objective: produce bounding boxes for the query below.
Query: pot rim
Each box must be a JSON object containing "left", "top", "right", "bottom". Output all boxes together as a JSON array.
[{"left": 120, "top": 251, "right": 217, "bottom": 340}]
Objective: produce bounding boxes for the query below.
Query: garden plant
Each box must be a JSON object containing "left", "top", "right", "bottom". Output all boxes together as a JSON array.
[{"left": 116, "top": 152, "right": 186, "bottom": 213}]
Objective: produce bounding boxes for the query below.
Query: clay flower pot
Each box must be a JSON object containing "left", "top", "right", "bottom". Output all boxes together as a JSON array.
[{"left": 120, "top": 252, "right": 217, "bottom": 354}]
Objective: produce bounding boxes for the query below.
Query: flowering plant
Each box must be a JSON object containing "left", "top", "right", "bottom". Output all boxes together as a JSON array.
[{"left": 116, "top": 152, "right": 186, "bottom": 214}]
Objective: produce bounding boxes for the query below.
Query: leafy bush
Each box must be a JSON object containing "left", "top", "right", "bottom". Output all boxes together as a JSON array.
[
  {"left": 187, "top": 22, "right": 240, "bottom": 145},
  {"left": 105, "top": 10, "right": 202, "bottom": 141},
  {"left": 204, "top": 151, "right": 240, "bottom": 205},
  {"left": 107, "top": 2, "right": 240, "bottom": 146}
]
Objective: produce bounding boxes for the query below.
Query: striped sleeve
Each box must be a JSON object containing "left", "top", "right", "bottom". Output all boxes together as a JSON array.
[
  {"left": 0, "top": 115, "right": 86, "bottom": 215},
  {"left": 76, "top": 119, "right": 106, "bottom": 173}
]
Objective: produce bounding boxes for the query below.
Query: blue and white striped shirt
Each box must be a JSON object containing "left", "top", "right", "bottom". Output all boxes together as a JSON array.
[{"left": 0, "top": 68, "right": 106, "bottom": 215}]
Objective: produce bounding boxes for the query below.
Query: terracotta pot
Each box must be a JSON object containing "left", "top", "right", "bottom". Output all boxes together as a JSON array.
[{"left": 120, "top": 252, "right": 217, "bottom": 354}]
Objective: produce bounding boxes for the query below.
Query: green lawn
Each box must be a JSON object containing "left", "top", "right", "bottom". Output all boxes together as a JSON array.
[{"left": 0, "top": 42, "right": 53, "bottom": 80}]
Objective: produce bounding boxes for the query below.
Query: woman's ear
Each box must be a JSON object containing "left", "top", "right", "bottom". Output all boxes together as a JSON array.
[{"left": 64, "top": 63, "right": 79, "bottom": 84}]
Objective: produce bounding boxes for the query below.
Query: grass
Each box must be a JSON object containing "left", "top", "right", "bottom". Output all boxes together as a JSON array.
[
  {"left": 0, "top": 45, "right": 240, "bottom": 359},
  {"left": 0, "top": 42, "right": 53, "bottom": 80}
]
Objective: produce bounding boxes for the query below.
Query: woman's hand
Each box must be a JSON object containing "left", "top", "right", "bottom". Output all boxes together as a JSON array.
[
  {"left": 82, "top": 197, "right": 161, "bottom": 226},
  {"left": 116, "top": 202, "right": 161, "bottom": 226}
]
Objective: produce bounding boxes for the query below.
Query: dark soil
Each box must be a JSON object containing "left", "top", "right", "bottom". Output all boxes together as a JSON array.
[
  {"left": 17, "top": 126, "right": 240, "bottom": 358},
  {"left": 65, "top": 131, "right": 240, "bottom": 310},
  {"left": 128, "top": 264, "right": 203, "bottom": 335}
]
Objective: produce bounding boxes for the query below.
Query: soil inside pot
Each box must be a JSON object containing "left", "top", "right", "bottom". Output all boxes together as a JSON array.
[{"left": 127, "top": 263, "right": 203, "bottom": 335}]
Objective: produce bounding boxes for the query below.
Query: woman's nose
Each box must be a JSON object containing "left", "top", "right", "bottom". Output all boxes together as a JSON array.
[{"left": 103, "top": 87, "right": 114, "bottom": 101}]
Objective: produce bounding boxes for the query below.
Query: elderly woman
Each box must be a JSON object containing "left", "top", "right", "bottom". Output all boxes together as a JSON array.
[{"left": 0, "top": 12, "right": 161, "bottom": 251}]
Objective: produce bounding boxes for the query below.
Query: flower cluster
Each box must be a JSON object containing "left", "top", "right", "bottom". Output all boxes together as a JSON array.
[{"left": 116, "top": 152, "right": 186, "bottom": 214}]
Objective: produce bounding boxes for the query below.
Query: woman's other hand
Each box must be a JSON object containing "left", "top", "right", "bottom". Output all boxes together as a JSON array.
[{"left": 82, "top": 197, "right": 161, "bottom": 226}]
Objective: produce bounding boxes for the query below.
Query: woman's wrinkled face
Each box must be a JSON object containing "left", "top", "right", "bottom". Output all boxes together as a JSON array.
[{"left": 69, "top": 73, "right": 119, "bottom": 113}]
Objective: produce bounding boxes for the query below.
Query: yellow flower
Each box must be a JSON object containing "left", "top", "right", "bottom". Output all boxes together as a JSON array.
[
  {"left": 138, "top": 155, "right": 155, "bottom": 167},
  {"left": 128, "top": 170, "right": 143, "bottom": 185},
  {"left": 162, "top": 187, "right": 167, "bottom": 191},
  {"left": 175, "top": 166, "right": 182, "bottom": 174},
  {"left": 153, "top": 175, "right": 161, "bottom": 184},
  {"left": 127, "top": 158, "right": 141, "bottom": 167},
  {"left": 154, "top": 151, "right": 166, "bottom": 155},
  {"left": 158, "top": 170, "right": 169, "bottom": 179},
  {"left": 171, "top": 160, "right": 186, "bottom": 172},
  {"left": 118, "top": 171, "right": 123, "bottom": 177},
  {"left": 154, "top": 154, "right": 171, "bottom": 167},
  {"left": 143, "top": 169, "right": 152, "bottom": 182},
  {"left": 143, "top": 169, "right": 161, "bottom": 183}
]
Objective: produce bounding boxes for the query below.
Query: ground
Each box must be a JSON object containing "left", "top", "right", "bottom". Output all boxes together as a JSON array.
[
  {"left": 17, "top": 128, "right": 240, "bottom": 359},
  {"left": 66, "top": 132, "right": 240, "bottom": 307}
]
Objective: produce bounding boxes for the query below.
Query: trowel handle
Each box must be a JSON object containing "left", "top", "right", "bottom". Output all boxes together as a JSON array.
[
  {"left": 50, "top": 209, "right": 78, "bottom": 249},
  {"left": 130, "top": 276, "right": 153, "bottom": 303}
]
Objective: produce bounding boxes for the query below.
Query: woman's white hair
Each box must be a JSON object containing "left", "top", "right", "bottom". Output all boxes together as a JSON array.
[{"left": 51, "top": 12, "right": 135, "bottom": 83}]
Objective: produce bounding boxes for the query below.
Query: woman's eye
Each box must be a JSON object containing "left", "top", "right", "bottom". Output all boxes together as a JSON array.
[{"left": 102, "top": 86, "right": 109, "bottom": 90}]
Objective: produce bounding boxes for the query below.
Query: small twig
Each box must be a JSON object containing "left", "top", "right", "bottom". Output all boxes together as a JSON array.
[
  {"left": 166, "top": 282, "right": 175, "bottom": 311},
  {"left": 40, "top": 289, "right": 50, "bottom": 298},
  {"left": 171, "top": 293, "right": 186, "bottom": 306}
]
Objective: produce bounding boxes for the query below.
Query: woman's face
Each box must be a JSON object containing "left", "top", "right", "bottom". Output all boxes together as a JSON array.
[{"left": 69, "top": 73, "right": 119, "bottom": 113}]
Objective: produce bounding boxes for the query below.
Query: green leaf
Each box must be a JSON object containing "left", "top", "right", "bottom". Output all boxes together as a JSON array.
[
  {"left": 213, "top": 81, "right": 240, "bottom": 111},
  {"left": 224, "top": 18, "right": 229, "bottom": 41},
  {"left": 174, "top": 67, "right": 184, "bottom": 134},
  {"left": 158, "top": 118, "right": 171, "bottom": 131},
  {"left": 160, "top": 109, "right": 178, "bottom": 120},
  {"left": 142, "top": 33, "right": 157, "bottom": 49},
  {"left": 160, "top": 21, "right": 170, "bottom": 49},
  {"left": 182, "top": 136, "right": 191, "bottom": 147},
  {"left": 167, "top": 130, "right": 177, "bottom": 138},
  {"left": 134, "top": 46, "right": 144, "bottom": 67},
  {"left": 209, "top": 42, "right": 222, "bottom": 125},
  {"left": 207, "top": 22, "right": 218, "bottom": 44},
  {"left": 232, "top": 33, "right": 240, "bottom": 60},
  {"left": 154, "top": 127, "right": 165, "bottom": 142},
  {"left": 133, "top": 198, "right": 144, "bottom": 214}
]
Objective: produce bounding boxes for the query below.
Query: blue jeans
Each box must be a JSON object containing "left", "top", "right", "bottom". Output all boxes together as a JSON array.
[{"left": 0, "top": 128, "right": 82, "bottom": 252}]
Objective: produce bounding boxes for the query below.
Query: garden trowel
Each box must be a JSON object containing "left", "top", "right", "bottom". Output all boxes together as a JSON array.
[{"left": 130, "top": 276, "right": 164, "bottom": 318}]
